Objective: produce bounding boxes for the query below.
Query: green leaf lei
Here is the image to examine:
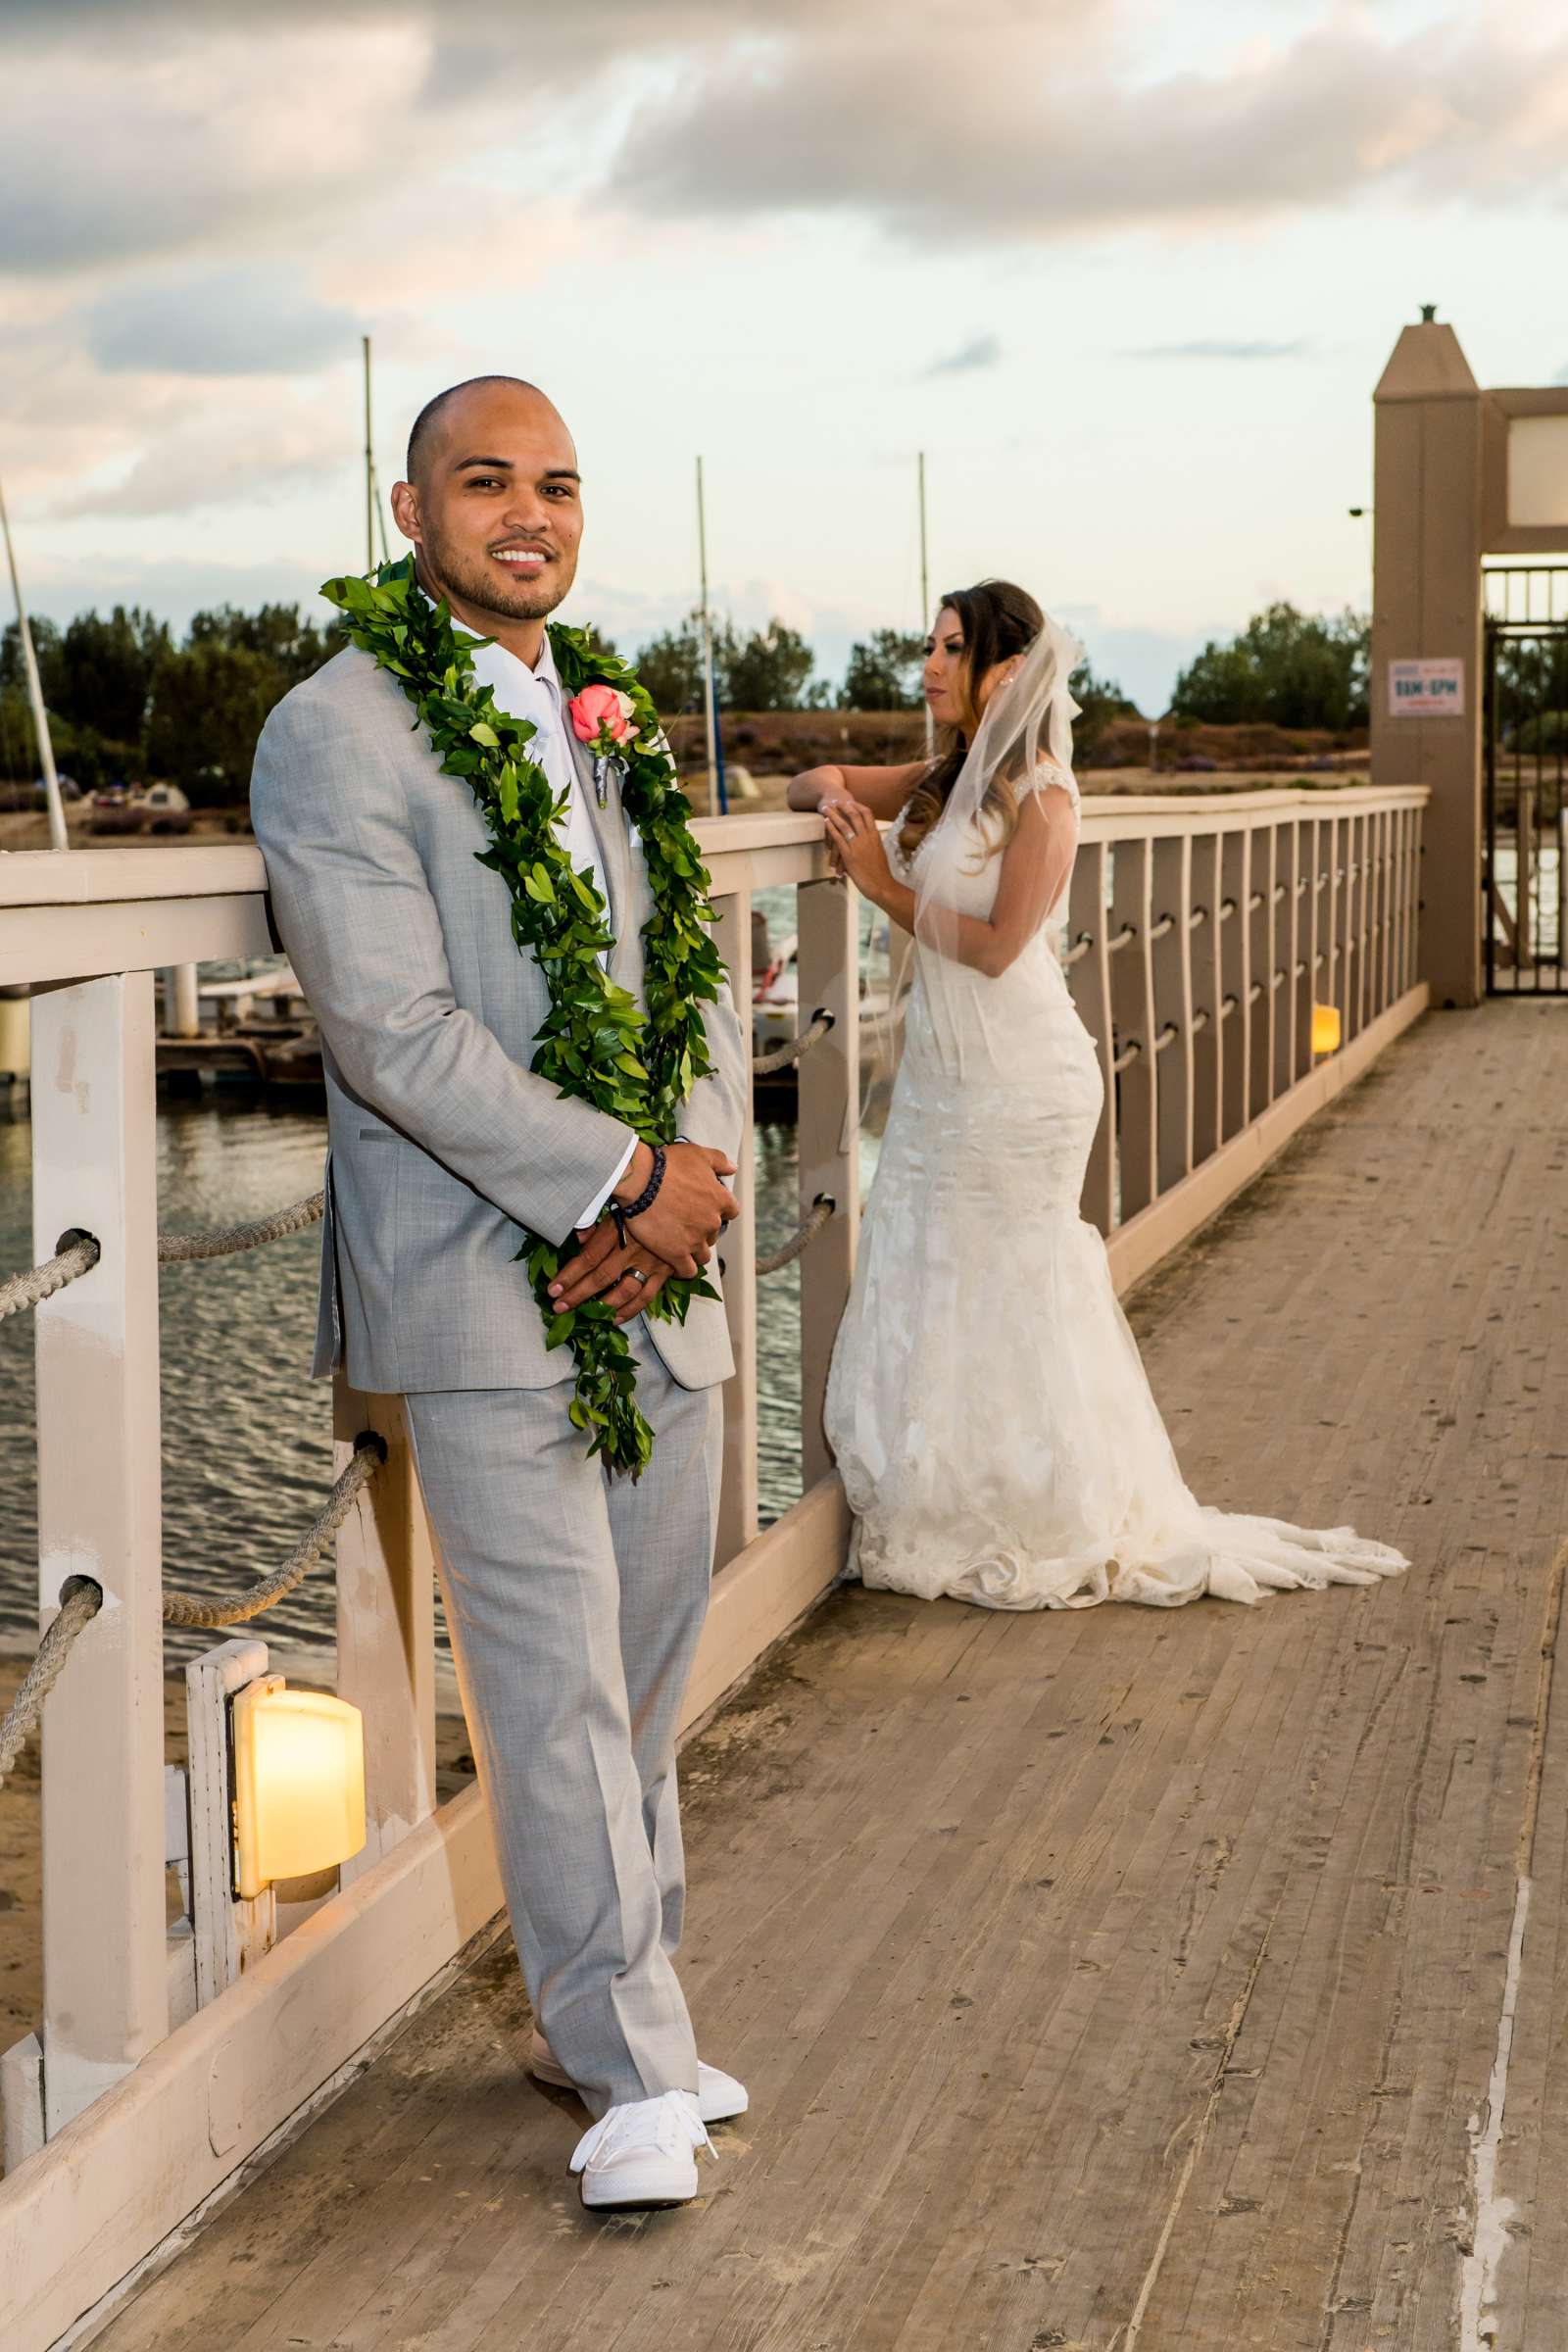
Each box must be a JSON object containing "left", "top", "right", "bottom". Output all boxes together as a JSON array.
[{"left": 320, "top": 554, "right": 725, "bottom": 1479}]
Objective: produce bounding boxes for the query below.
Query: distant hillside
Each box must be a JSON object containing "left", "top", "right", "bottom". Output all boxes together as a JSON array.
[{"left": 664, "top": 709, "right": 1369, "bottom": 789}]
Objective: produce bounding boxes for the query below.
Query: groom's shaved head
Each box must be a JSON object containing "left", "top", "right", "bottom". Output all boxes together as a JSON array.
[
  {"left": 406, "top": 374, "right": 551, "bottom": 482},
  {"left": 390, "top": 376, "right": 584, "bottom": 647}
]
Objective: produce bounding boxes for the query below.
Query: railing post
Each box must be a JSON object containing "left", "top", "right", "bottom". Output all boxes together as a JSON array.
[
  {"left": 1109, "top": 839, "right": 1157, "bottom": 1218},
  {"left": 1151, "top": 833, "right": 1193, "bottom": 1193},
  {"left": 1189, "top": 833, "right": 1223, "bottom": 1166},
  {"left": 712, "top": 887, "right": 759, "bottom": 1563},
  {"left": 795, "top": 875, "right": 858, "bottom": 1493},
  {"left": 1327, "top": 811, "right": 1347, "bottom": 1034},
  {"left": 1248, "top": 820, "right": 1275, "bottom": 1111},
  {"left": 1354, "top": 808, "right": 1368, "bottom": 1025},
  {"left": 30, "top": 972, "right": 170, "bottom": 2135},
  {"left": 333, "top": 1383, "right": 436, "bottom": 1884},
  {"left": 1068, "top": 842, "right": 1115, "bottom": 1233},
  {"left": 1301, "top": 815, "right": 1327, "bottom": 1080},
  {"left": 1219, "top": 828, "right": 1250, "bottom": 1138},
  {"left": 1288, "top": 818, "right": 1316, "bottom": 1082}
]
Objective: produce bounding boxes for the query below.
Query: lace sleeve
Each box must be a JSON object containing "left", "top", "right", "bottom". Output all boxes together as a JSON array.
[
  {"left": 1016, "top": 770, "right": 1080, "bottom": 934},
  {"left": 1030, "top": 757, "right": 1079, "bottom": 812}
]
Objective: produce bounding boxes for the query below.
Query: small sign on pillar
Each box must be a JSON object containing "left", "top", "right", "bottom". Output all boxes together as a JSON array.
[{"left": 1388, "top": 658, "right": 1465, "bottom": 716}]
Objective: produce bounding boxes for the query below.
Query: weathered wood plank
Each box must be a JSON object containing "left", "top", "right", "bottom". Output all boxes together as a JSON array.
[{"left": 85, "top": 1001, "right": 1568, "bottom": 2352}]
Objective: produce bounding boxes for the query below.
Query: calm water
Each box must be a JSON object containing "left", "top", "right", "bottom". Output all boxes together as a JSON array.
[
  {"left": 2, "top": 881, "right": 888, "bottom": 1669},
  {"left": 0, "top": 1090, "right": 842, "bottom": 1673}
]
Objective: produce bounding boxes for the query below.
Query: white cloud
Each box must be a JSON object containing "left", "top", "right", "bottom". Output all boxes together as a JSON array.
[
  {"left": 0, "top": 24, "right": 431, "bottom": 273},
  {"left": 605, "top": 14, "right": 1568, "bottom": 240},
  {"left": 924, "top": 333, "right": 1003, "bottom": 377},
  {"left": 87, "top": 269, "right": 365, "bottom": 376},
  {"left": 1122, "top": 338, "right": 1314, "bottom": 361}
]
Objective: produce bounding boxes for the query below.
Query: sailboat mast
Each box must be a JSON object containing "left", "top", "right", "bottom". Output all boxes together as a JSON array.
[
  {"left": 918, "top": 451, "right": 933, "bottom": 758},
  {"left": 697, "top": 455, "right": 718, "bottom": 815},
  {"left": 363, "top": 335, "right": 375, "bottom": 572},
  {"left": 0, "top": 475, "right": 68, "bottom": 852}
]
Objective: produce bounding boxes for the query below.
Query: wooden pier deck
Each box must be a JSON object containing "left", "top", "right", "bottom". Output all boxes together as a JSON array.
[{"left": 85, "top": 999, "right": 1568, "bottom": 2351}]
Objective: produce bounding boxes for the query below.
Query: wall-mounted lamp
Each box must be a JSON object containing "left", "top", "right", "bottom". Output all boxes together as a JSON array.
[
  {"left": 231, "top": 1678, "right": 367, "bottom": 1900},
  {"left": 1310, "top": 1004, "right": 1343, "bottom": 1056}
]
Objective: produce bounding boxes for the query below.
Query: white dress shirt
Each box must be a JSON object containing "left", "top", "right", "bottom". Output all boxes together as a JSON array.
[{"left": 467, "top": 626, "right": 638, "bottom": 1228}]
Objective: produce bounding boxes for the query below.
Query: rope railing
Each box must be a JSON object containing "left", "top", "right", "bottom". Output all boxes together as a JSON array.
[
  {"left": 751, "top": 1006, "right": 835, "bottom": 1078},
  {"left": 0, "top": 1234, "right": 101, "bottom": 1323},
  {"left": 1, "top": 1192, "right": 324, "bottom": 1320},
  {"left": 161, "top": 1435, "right": 387, "bottom": 1628},
  {"left": 1, "top": 1143, "right": 816, "bottom": 1778},
  {"left": 0, "top": 1438, "right": 389, "bottom": 1789},
  {"left": 157, "top": 1191, "right": 324, "bottom": 1262},
  {"left": 755, "top": 1194, "right": 836, "bottom": 1277},
  {"left": 0, "top": 1579, "right": 103, "bottom": 1791}
]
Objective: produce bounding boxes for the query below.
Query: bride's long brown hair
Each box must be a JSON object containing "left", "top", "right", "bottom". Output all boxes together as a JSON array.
[{"left": 896, "top": 578, "right": 1046, "bottom": 864}]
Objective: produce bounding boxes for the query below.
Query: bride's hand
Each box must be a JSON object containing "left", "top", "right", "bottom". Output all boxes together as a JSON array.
[{"left": 820, "top": 797, "right": 890, "bottom": 900}]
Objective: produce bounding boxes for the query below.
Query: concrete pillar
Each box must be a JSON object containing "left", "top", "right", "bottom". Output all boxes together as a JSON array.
[
  {"left": 1371, "top": 318, "right": 1486, "bottom": 1008},
  {"left": 161, "top": 962, "right": 200, "bottom": 1038}
]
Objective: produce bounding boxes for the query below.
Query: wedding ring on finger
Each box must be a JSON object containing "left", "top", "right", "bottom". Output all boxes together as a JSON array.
[{"left": 628, "top": 1267, "right": 648, "bottom": 1286}]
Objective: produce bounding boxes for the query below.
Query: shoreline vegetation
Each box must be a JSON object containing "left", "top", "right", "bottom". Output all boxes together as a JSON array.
[
  {"left": 2, "top": 594, "right": 1375, "bottom": 829},
  {"left": 0, "top": 710, "right": 1373, "bottom": 857}
]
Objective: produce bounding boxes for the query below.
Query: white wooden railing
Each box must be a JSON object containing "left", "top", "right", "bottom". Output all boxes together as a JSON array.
[
  {"left": 1068, "top": 783, "right": 1430, "bottom": 1290},
  {"left": 0, "top": 785, "right": 1427, "bottom": 2348}
]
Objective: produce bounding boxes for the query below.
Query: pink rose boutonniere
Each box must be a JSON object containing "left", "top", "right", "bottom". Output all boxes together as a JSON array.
[{"left": 568, "top": 682, "right": 639, "bottom": 761}]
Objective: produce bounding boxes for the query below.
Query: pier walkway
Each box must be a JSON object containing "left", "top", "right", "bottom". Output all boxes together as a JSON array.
[{"left": 82, "top": 996, "right": 1568, "bottom": 2351}]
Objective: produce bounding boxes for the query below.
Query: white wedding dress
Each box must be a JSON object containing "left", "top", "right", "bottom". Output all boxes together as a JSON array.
[{"left": 824, "top": 770, "right": 1407, "bottom": 1611}]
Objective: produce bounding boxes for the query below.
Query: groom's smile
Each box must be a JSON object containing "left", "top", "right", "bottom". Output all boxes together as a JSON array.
[{"left": 491, "top": 542, "right": 552, "bottom": 574}]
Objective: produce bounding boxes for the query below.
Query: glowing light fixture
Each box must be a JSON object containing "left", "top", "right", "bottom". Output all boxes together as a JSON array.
[
  {"left": 1310, "top": 1003, "right": 1343, "bottom": 1057},
  {"left": 231, "top": 1678, "right": 366, "bottom": 1900}
]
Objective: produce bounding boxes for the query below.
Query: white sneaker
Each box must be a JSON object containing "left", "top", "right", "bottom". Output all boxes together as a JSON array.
[
  {"left": 530, "top": 2029, "right": 749, "bottom": 2124},
  {"left": 570, "top": 2088, "right": 713, "bottom": 2212}
]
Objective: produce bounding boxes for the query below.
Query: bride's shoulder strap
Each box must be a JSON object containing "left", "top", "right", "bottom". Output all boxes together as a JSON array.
[{"left": 1029, "top": 757, "right": 1080, "bottom": 811}]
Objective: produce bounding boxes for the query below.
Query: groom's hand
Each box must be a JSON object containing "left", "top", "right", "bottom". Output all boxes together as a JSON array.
[
  {"left": 617, "top": 1141, "right": 739, "bottom": 1278},
  {"left": 549, "top": 1224, "right": 679, "bottom": 1324}
]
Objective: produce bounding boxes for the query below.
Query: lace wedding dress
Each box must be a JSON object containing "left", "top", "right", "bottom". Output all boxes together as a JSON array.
[{"left": 824, "top": 770, "right": 1407, "bottom": 1611}]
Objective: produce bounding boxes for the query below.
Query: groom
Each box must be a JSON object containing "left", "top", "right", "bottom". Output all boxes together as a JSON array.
[{"left": 251, "top": 375, "right": 748, "bottom": 2212}]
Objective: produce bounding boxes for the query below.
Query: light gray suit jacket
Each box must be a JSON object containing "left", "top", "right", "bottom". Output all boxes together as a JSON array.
[{"left": 250, "top": 645, "right": 746, "bottom": 1395}]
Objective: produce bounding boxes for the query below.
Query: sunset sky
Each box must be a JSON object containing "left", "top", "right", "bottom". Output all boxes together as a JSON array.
[{"left": 2, "top": 0, "right": 1564, "bottom": 710}]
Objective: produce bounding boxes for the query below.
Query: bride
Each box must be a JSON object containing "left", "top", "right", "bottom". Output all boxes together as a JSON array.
[{"left": 787, "top": 580, "right": 1406, "bottom": 1610}]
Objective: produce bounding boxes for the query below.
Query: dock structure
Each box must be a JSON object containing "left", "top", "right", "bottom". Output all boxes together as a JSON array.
[
  {"left": 0, "top": 780, "right": 1448, "bottom": 2340},
  {"left": 9, "top": 304, "right": 1568, "bottom": 2348},
  {"left": 51, "top": 990, "right": 1568, "bottom": 2349}
]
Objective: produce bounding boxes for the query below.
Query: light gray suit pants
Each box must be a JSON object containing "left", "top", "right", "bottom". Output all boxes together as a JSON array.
[{"left": 404, "top": 1328, "right": 722, "bottom": 2120}]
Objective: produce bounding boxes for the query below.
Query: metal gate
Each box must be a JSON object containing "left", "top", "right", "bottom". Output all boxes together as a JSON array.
[{"left": 1485, "top": 567, "right": 1568, "bottom": 994}]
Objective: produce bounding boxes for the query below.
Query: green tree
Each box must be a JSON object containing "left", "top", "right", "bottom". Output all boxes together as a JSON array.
[
  {"left": 57, "top": 606, "right": 170, "bottom": 746},
  {"left": 635, "top": 614, "right": 708, "bottom": 713},
  {"left": 1172, "top": 604, "right": 1369, "bottom": 731},
  {"left": 187, "top": 602, "right": 334, "bottom": 692},
  {"left": 635, "top": 611, "right": 824, "bottom": 713},
  {"left": 0, "top": 614, "right": 65, "bottom": 709},
  {"left": 839, "top": 629, "right": 926, "bottom": 710},
  {"left": 1069, "top": 659, "right": 1140, "bottom": 757},
  {"left": 142, "top": 642, "right": 280, "bottom": 805},
  {"left": 724, "top": 618, "right": 816, "bottom": 710}
]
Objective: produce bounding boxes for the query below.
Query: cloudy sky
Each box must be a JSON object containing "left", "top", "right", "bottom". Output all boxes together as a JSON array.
[{"left": 2, "top": 0, "right": 1565, "bottom": 710}]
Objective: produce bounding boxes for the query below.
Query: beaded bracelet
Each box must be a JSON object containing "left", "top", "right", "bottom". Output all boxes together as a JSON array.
[{"left": 611, "top": 1141, "right": 667, "bottom": 1249}]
